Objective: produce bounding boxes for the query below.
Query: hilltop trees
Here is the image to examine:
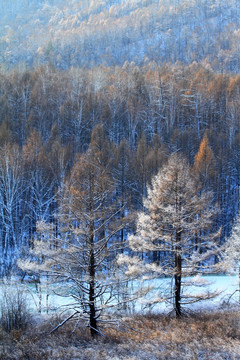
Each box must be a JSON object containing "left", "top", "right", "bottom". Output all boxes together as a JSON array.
[
  {"left": 2, "top": 0, "right": 240, "bottom": 73},
  {"left": 123, "top": 153, "right": 221, "bottom": 317}
]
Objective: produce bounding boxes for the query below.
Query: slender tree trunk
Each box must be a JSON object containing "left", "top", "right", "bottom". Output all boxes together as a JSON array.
[
  {"left": 174, "top": 229, "right": 182, "bottom": 318},
  {"left": 89, "top": 231, "right": 98, "bottom": 337},
  {"left": 120, "top": 187, "right": 124, "bottom": 253},
  {"left": 46, "top": 273, "right": 49, "bottom": 314},
  {"left": 239, "top": 264, "right": 240, "bottom": 306}
]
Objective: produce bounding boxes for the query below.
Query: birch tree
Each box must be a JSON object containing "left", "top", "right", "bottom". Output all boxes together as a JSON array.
[
  {"left": 121, "top": 153, "right": 221, "bottom": 317},
  {"left": 0, "top": 144, "right": 24, "bottom": 274}
]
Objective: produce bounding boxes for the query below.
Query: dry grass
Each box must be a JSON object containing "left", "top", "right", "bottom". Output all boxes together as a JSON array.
[{"left": 1, "top": 309, "right": 240, "bottom": 359}]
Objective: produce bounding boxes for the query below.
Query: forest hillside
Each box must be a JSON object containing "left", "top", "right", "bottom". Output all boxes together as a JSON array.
[
  {"left": 0, "top": 0, "right": 240, "bottom": 72},
  {"left": 0, "top": 2, "right": 240, "bottom": 357}
]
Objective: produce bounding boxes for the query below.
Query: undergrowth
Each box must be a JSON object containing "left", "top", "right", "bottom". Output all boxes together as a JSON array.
[{"left": 1, "top": 309, "right": 240, "bottom": 359}]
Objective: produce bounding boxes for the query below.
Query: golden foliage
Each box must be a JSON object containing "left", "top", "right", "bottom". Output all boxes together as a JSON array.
[{"left": 193, "top": 132, "right": 215, "bottom": 181}]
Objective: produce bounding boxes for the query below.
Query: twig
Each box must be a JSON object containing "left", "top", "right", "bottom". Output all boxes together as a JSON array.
[
  {"left": 50, "top": 311, "right": 79, "bottom": 334},
  {"left": 225, "top": 290, "right": 240, "bottom": 305}
]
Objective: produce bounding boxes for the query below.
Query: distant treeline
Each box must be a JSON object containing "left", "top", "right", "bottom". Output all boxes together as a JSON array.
[{"left": 1, "top": 0, "right": 240, "bottom": 72}]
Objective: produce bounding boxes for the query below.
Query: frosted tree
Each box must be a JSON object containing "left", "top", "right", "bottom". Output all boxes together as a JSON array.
[
  {"left": 19, "top": 147, "right": 128, "bottom": 337},
  {"left": 121, "top": 153, "right": 221, "bottom": 317}
]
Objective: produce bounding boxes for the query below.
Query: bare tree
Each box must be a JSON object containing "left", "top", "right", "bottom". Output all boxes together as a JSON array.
[{"left": 0, "top": 144, "right": 25, "bottom": 274}]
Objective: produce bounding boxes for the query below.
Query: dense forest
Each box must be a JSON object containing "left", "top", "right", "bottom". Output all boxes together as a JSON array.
[{"left": 0, "top": 62, "right": 239, "bottom": 275}]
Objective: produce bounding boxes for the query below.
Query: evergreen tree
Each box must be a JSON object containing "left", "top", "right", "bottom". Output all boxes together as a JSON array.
[
  {"left": 19, "top": 146, "right": 126, "bottom": 337},
  {"left": 121, "top": 153, "right": 221, "bottom": 317}
]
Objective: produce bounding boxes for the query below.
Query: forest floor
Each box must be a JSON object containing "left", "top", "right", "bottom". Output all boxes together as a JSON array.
[{"left": 1, "top": 308, "right": 240, "bottom": 360}]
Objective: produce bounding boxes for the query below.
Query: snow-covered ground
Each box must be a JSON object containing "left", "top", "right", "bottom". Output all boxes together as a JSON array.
[
  {"left": 6, "top": 274, "right": 238, "bottom": 315},
  {"left": 131, "top": 274, "right": 240, "bottom": 314}
]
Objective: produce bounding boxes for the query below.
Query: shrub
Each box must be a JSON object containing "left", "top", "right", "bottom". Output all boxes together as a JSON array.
[{"left": 0, "top": 284, "right": 30, "bottom": 332}]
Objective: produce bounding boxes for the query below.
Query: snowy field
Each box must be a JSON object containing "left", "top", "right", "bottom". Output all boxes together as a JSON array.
[
  {"left": 130, "top": 274, "right": 240, "bottom": 313},
  {"left": 1, "top": 274, "right": 238, "bottom": 315},
  {"left": 1, "top": 275, "right": 240, "bottom": 360}
]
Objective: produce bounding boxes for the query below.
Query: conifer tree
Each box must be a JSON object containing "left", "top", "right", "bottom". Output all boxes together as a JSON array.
[
  {"left": 193, "top": 132, "right": 215, "bottom": 188},
  {"left": 121, "top": 153, "right": 221, "bottom": 317},
  {"left": 19, "top": 145, "right": 126, "bottom": 337}
]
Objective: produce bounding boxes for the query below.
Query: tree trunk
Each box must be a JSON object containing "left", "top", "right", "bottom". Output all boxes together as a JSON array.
[
  {"left": 174, "top": 229, "right": 182, "bottom": 318},
  {"left": 239, "top": 264, "right": 240, "bottom": 306},
  {"left": 89, "top": 231, "right": 98, "bottom": 337}
]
